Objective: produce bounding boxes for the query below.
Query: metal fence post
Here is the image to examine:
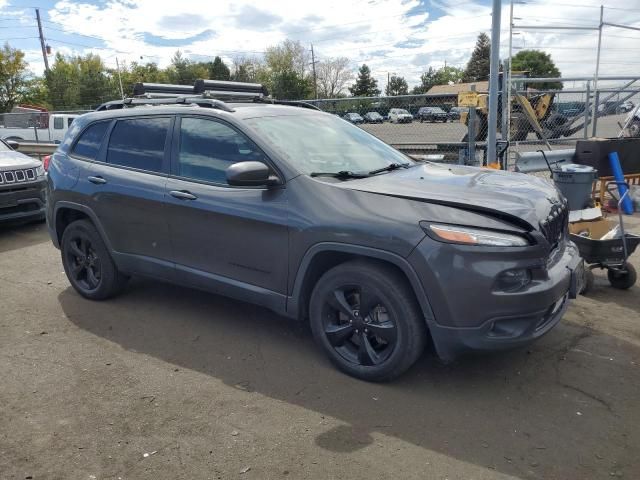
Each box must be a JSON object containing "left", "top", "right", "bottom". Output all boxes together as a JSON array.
[
  {"left": 583, "top": 81, "right": 591, "bottom": 139},
  {"left": 467, "top": 85, "right": 476, "bottom": 165},
  {"left": 591, "top": 89, "right": 600, "bottom": 137}
]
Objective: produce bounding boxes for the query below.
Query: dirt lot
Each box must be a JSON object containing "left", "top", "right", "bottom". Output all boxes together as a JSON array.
[{"left": 1, "top": 217, "right": 639, "bottom": 480}]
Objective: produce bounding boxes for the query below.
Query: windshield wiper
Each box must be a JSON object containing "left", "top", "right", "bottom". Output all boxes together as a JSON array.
[
  {"left": 368, "top": 162, "right": 412, "bottom": 175},
  {"left": 310, "top": 170, "right": 370, "bottom": 179}
]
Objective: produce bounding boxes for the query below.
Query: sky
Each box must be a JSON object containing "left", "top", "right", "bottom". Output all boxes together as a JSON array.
[{"left": 1, "top": 0, "right": 640, "bottom": 91}]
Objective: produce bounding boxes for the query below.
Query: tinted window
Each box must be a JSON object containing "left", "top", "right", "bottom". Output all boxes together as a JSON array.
[
  {"left": 54, "top": 117, "right": 63, "bottom": 129},
  {"left": 178, "top": 117, "right": 267, "bottom": 184},
  {"left": 72, "top": 121, "right": 110, "bottom": 159},
  {"left": 107, "top": 117, "right": 170, "bottom": 172},
  {"left": 68, "top": 117, "right": 75, "bottom": 127}
]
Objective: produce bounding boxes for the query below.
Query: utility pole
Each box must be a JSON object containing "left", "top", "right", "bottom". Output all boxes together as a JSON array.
[
  {"left": 115, "top": 57, "right": 125, "bottom": 100},
  {"left": 35, "top": 8, "right": 49, "bottom": 72},
  {"left": 487, "top": 0, "right": 502, "bottom": 164},
  {"left": 310, "top": 43, "right": 318, "bottom": 99},
  {"left": 592, "top": 5, "right": 604, "bottom": 136}
]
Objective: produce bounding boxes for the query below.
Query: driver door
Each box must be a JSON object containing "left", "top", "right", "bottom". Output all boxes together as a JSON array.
[{"left": 165, "top": 116, "right": 289, "bottom": 298}]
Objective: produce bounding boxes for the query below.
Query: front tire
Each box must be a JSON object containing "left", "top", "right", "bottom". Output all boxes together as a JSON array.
[
  {"left": 61, "top": 219, "right": 128, "bottom": 300},
  {"left": 309, "top": 261, "right": 427, "bottom": 381}
]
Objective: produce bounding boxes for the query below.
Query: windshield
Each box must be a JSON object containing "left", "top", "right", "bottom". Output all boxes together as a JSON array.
[
  {"left": 397, "top": 109, "right": 410, "bottom": 115},
  {"left": 246, "top": 114, "right": 413, "bottom": 175}
]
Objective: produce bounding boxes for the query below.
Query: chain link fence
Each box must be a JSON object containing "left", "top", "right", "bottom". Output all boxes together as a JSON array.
[{"left": 306, "top": 78, "right": 640, "bottom": 170}]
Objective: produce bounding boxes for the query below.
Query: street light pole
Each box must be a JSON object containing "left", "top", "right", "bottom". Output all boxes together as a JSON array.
[{"left": 487, "top": 0, "right": 502, "bottom": 164}]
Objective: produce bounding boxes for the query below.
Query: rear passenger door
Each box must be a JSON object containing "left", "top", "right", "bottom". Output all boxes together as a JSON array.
[
  {"left": 165, "top": 115, "right": 289, "bottom": 295},
  {"left": 83, "top": 116, "right": 174, "bottom": 274}
]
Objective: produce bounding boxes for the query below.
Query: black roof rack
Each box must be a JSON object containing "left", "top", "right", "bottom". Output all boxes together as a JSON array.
[
  {"left": 96, "top": 96, "right": 235, "bottom": 112},
  {"left": 133, "top": 82, "right": 194, "bottom": 97},
  {"left": 96, "top": 80, "right": 322, "bottom": 112}
]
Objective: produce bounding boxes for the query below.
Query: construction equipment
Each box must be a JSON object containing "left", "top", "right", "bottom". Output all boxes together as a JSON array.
[{"left": 459, "top": 72, "right": 573, "bottom": 142}]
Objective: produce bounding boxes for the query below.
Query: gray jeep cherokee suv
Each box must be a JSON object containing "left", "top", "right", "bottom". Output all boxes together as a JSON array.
[{"left": 46, "top": 88, "right": 581, "bottom": 381}]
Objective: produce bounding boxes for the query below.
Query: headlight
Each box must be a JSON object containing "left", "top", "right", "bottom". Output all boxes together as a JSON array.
[
  {"left": 35, "top": 165, "right": 45, "bottom": 177},
  {"left": 423, "top": 223, "right": 529, "bottom": 247}
]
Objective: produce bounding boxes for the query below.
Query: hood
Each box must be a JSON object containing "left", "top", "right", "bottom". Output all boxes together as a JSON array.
[
  {"left": 333, "top": 162, "right": 563, "bottom": 230},
  {"left": 0, "top": 150, "right": 41, "bottom": 170}
]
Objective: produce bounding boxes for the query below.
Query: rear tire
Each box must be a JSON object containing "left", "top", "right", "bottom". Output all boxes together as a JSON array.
[
  {"left": 608, "top": 263, "right": 637, "bottom": 290},
  {"left": 61, "top": 219, "right": 128, "bottom": 300},
  {"left": 309, "top": 261, "right": 427, "bottom": 381}
]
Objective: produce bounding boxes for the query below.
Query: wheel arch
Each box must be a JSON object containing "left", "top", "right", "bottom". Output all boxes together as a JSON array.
[
  {"left": 53, "top": 202, "right": 114, "bottom": 252},
  {"left": 287, "top": 243, "right": 436, "bottom": 328}
]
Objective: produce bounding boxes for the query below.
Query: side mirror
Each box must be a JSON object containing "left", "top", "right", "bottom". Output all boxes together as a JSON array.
[
  {"left": 6, "top": 140, "right": 19, "bottom": 150},
  {"left": 226, "top": 161, "right": 279, "bottom": 187}
]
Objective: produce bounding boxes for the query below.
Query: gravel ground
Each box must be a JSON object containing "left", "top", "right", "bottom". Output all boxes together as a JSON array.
[{"left": 1, "top": 216, "right": 639, "bottom": 480}]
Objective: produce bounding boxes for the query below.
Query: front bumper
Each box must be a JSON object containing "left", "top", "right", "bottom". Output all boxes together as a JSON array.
[
  {"left": 0, "top": 179, "right": 46, "bottom": 222},
  {"left": 408, "top": 236, "right": 581, "bottom": 361}
]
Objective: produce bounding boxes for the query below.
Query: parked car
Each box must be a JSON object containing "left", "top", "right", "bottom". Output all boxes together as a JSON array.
[
  {"left": 617, "top": 100, "right": 634, "bottom": 114},
  {"left": 363, "top": 112, "right": 384, "bottom": 123},
  {"left": 47, "top": 90, "right": 581, "bottom": 381},
  {"left": 448, "top": 106, "right": 466, "bottom": 121},
  {"left": 554, "top": 102, "right": 585, "bottom": 118},
  {"left": 418, "top": 107, "right": 449, "bottom": 123},
  {"left": 388, "top": 108, "right": 413, "bottom": 124},
  {"left": 0, "top": 139, "right": 46, "bottom": 223},
  {"left": 343, "top": 112, "right": 364, "bottom": 124}
]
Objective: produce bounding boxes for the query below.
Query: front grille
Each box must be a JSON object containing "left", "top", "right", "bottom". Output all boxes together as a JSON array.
[
  {"left": 539, "top": 202, "right": 568, "bottom": 249},
  {"left": 0, "top": 168, "right": 37, "bottom": 185}
]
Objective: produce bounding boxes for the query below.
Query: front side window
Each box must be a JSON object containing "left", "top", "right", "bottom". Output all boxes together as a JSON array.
[
  {"left": 107, "top": 117, "right": 170, "bottom": 172},
  {"left": 246, "top": 114, "right": 412, "bottom": 175},
  {"left": 177, "top": 117, "right": 267, "bottom": 185},
  {"left": 72, "top": 121, "right": 110, "bottom": 160}
]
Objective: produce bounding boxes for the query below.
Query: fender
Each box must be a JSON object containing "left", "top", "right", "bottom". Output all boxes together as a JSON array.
[
  {"left": 51, "top": 201, "right": 114, "bottom": 252},
  {"left": 286, "top": 242, "right": 436, "bottom": 327}
]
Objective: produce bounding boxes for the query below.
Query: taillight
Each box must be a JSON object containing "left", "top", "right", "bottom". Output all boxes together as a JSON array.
[{"left": 42, "top": 155, "right": 51, "bottom": 171}]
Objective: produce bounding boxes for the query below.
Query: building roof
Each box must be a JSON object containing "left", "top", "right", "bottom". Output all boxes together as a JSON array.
[{"left": 427, "top": 81, "right": 489, "bottom": 95}]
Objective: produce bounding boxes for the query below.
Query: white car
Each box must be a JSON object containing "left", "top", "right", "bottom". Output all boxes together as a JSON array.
[{"left": 388, "top": 108, "right": 413, "bottom": 124}]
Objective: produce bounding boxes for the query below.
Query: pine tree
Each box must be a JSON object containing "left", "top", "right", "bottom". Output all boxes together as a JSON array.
[
  {"left": 385, "top": 75, "right": 408, "bottom": 96},
  {"left": 349, "top": 64, "right": 380, "bottom": 97},
  {"left": 463, "top": 33, "right": 491, "bottom": 82},
  {"left": 208, "top": 56, "right": 231, "bottom": 81}
]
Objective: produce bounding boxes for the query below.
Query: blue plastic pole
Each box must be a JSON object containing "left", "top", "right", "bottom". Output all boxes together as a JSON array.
[{"left": 607, "top": 151, "right": 634, "bottom": 214}]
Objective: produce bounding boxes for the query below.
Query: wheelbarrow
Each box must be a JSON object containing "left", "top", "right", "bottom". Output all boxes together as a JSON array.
[{"left": 571, "top": 183, "right": 640, "bottom": 293}]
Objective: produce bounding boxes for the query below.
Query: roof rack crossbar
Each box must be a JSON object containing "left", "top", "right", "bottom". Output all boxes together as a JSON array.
[{"left": 96, "top": 96, "right": 235, "bottom": 112}]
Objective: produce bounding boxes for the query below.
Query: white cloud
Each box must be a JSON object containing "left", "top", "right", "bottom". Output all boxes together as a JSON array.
[{"left": 10, "top": 0, "right": 640, "bottom": 90}]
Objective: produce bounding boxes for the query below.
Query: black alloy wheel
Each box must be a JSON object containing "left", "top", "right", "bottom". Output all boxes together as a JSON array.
[
  {"left": 64, "top": 233, "right": 102, "bottom": 292},
  {"left": 321, "top": 285, "right": 397, "bottom": 367}
]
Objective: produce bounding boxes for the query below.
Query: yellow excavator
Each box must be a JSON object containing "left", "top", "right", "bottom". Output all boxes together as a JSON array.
[{"left": 459, "top": 71, "right": 574, "bottom": 142}]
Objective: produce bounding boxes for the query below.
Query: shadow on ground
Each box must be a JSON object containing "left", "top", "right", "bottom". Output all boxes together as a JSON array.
[
  {"left": 0, "top": 219, "right": 49, "bottom": 254},
  {"left": 59, "top": 278, "right": 640, "bottom": 479}
]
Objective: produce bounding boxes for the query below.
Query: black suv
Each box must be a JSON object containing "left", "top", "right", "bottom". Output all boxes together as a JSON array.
[{"left": 46, "top": 83, "right": 581, "bottom": 381}]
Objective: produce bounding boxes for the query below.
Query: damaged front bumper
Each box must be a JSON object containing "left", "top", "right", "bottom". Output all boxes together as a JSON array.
[{"left": 409, "top": 236, "right": 582, "bottom": 362}]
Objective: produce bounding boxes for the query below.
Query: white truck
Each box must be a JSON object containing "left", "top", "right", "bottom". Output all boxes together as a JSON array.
[{"left": 0, "top": 112, "right": 81, "bottom": 143}]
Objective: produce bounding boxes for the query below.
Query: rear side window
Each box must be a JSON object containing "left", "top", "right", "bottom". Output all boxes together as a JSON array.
[
  {"left": 72, "top": 121, "right": 110, "bottom": 160},
  {"left": 53, "top": 117, "right": 63, "bottom": 129},
  {"left": 107, "top": 117, "right": 170, "bottom": 172}
]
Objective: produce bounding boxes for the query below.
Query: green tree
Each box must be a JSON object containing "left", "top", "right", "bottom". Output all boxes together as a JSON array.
[
  {"left": 0, "top": 43, "right": 30, "bottom": 112},
  {"left": 45, "top": 53, "right": 116, "bottom": 109},
  {"left": 231, "top": 56, "right": 264, "bottom": 83},
  {"left": 271, "top": 70, "right": 310, "bottom": 99},
  {"left": 385, "top": 75, "right": 408, "bottom": 96},
  {"left": 349, "top": 64, "right": 380, "bottom": 97},
  {"left": 166, "top": 51, "right": 208, "bottom": 85},
  {"left": 412, "top": 67, "right": 437, "bottom": 94},
  {"left": 463, "top": 33, "right": 491, "bottom": 82},
  {"left": 115, "top": 61, "right": 169, "bottom": 96},
  {"left": 433, "top": 66, "right": 464, "bottom": 85},
  {"left": 207, "top": 56, "right": 230, "bottom": 80},
  {"left": 511, "top": 50, "right": 562, "bottom": 89}
]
